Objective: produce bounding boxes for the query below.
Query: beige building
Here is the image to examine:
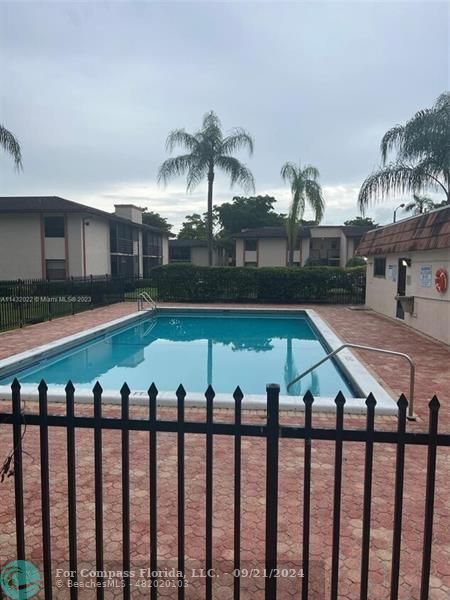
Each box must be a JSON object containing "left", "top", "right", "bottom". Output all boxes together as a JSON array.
[
  {"left": 357, "top": 206, "right": 450, "bottom": 346},
  {"left": 234, "top": 225, "right": 370, "bottom": 267},
  {"left": 169, "top": 240, "right": 226, "bottom": 266},
  {"left": 0, "top": 196, "right": 169, "bottom": 280}
]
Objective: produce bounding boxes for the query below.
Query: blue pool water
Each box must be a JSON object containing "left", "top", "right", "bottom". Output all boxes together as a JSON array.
[{"left": 1, "top": 311, "right": 356, "bottom": 397}]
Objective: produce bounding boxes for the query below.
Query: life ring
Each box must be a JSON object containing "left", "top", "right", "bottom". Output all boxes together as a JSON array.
[{"left": 435, "top": 268, "right": 448, "bottom": 293}]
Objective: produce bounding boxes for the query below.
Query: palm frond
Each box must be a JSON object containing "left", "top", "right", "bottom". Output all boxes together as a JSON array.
[
  {"left": 186, "top": 160, "right": 208, "bottom": 193},
  {"left": 380, "top": 125, "right": 405, "bottom": 164},
  {"left": 280, "top": 162, "right": 298, "bottom": 184},
  {"left": 165, "top": 129, "right": 199, "bottom": 153},
  {"left": 0, "top": 125, "right": 22, "bottom": 169},
  {"left": 221, "top": 128, "right": 254, "bottom": 156},
  {"left": 358, "top": 161, "right": 446, "bottom": 213},
  {"left": 302, "top": 165, "right": 320, "bottom": 182},
  {"left": 304, "top": 180, "right": 325, "bottom": 222},
  {"left": 157, "top": 154, "right": 194, "bottom": 186},
  {"left": 216, "top": 155, "right": 255, "bottom": 193}
]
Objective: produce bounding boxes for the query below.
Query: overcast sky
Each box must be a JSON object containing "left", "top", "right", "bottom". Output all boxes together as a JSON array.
[{"left": 0, "top": 1, "right": 448, "bottom": 231}]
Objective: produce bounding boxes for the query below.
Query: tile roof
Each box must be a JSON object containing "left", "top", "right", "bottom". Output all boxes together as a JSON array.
[
  {"left": 356, "top": 205, "right": 450, "bottom": 256},
  {"left": 232, "top": 225, "right": 372, "bottom": 239},
  {"left": 0, "top": 196, "right": 165, "bottom": 233}
]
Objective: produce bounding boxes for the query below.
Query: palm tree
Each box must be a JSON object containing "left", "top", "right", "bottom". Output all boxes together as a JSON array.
[
  {"left": 280, "top": 162, "right": 325, "bottom": 266},
  {"left": 0, "top": 124, "right": 22, "bottom": 169},
  {"left": 358, "top": 92, "right": 450, "bottom": 213},
  {"left": 158, "top": 111, "right": 254, "bottom": 265},
  {"left": 404, "top": 194, "right": 437, "bottom": 215}
]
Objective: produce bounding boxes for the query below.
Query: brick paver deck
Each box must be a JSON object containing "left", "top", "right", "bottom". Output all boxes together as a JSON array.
[{"left": 0, "top": 303, "right": 449, "bottom": 599}]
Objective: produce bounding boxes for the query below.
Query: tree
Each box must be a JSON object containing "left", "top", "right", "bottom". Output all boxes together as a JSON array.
[
  {"left": 216, "top": 195, "right": 285, "bottom": 236},
  {"left": 0, "top": 125, "right": 22, "bottom": 169},
  {"left": 158, "top": 111, "right": 255, "bottom": 265},
  {"left": 344, "top": 216, "right": 378, "bottom": 227},
  {"left": 142, "top": 209, "right": 173, "bottom": 233},
  {"left": 358, "top": 92, "right": 450, "bottom": 212},
  {"left": 280, "top": 162, "right": 325, "bottom": 266},
  {"left": 178, "top": 213, "right": 209, "bottom": 239},
  {"left": 403, "top": 194, "right": 438, "bottom": 215}
]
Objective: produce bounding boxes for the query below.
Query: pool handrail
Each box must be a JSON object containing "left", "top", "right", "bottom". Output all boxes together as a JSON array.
[
  {"left": 137, "top": 291, "right": 157, "bottom": 312},
  {"left": 287, "top": 343, "right": 416, "bottom": 420}
]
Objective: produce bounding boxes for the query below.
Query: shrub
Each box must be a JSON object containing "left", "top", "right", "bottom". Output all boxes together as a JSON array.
[
  {"left": 147, "top": 264, "right": 366, "bottom": 304},
  {"left": 346, "top": 256, "right": 367, "bottom": 268}
]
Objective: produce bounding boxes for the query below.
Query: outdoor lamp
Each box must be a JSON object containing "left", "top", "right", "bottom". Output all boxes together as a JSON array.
[{"left": 393, "top": 203, "right": 405, "bottom": 223}]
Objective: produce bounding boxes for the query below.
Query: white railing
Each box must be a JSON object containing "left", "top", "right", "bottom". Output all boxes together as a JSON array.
[
  {"left": 287, "top": 343, "right": 416, "bottom": 420},
  {"left": 137, "top": 291, "right": 157, "bottom": 312}
]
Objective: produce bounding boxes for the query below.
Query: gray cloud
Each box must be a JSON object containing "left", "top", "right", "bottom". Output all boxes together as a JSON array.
[{"left": 0, "top": 1, "right": 448, "bottom": 231}]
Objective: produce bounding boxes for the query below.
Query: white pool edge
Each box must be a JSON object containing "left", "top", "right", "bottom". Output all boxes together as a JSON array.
[{"left": 0, "top": 306, "right": 398, "bottom": 415}]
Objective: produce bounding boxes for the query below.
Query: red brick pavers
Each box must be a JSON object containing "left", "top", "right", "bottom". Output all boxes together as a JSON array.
[{"left": 0, "top": 303, "right": 449, "bottom": 599}]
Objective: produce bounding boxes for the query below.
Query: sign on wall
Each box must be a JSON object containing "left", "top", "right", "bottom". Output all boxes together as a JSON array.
[
  {"left": 387, "top": 264, "right": 397, "bottom": 282},
  {"left": 419, "top": 265, "right": 433, "bottom": 288}
]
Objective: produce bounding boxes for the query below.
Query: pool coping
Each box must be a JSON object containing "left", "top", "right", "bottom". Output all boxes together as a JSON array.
[{"left": 0, "top": 306, "right": 397, "bottom": 415}]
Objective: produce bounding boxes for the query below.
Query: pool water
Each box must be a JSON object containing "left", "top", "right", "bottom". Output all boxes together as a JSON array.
[{"left": 1, "top": 311, "right": 356, "bottom": 397}]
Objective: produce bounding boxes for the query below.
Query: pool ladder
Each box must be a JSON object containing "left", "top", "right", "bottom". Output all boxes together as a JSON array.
[
  {"left": 137, "top": 291, "right": 157, "bottom": 313},
  {"left": 287, "top": 343, "right": 416, "bottom": 420}
]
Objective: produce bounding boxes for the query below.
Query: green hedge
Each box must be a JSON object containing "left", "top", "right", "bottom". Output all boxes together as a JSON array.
[{"left": 146, "top": 264, "right": 366, "bottom": 304}]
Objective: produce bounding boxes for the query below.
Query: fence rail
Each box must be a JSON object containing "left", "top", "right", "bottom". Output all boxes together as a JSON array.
[
  {"left": 0, "top": 379, "right": 448, "bottom": 599},
  {"left": 0, "top": 267, "right": 366, "bottom": 332}
]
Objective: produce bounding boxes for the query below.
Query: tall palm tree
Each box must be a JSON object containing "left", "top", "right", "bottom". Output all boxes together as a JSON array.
[
  {"left": 158, "top": 111, "right": 255, "bottom": 265},
  {"left": 404, "top": 194, "right": 437, "bottom": 215},
  {"left": 358, "top": 92, "right": 450, "bottom": 213},
  {"left": 0, "top": 124, "right": 22, "bottom": 169},
  {"left": 280, "top": 162, "right": 325, "bottom": 266}
]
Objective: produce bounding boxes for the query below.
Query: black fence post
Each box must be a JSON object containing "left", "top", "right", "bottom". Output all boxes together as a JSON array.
[
  {"left": 302, "top": 391, "right": 314, "bottom": 600},
  {"left": 205, "top": 385, "right": 215, "bottom": 600},
  {"left": 390, "top": 394, "right": 407, "bottom": 599},
  {"left": 233, "top": 386, "right": 243, "bottom": 600},
  {"left": 38, "top": 379, "right": 52, "bottom": 600},
  {"left": 93, "top": 381, "right": 104, "bottom": 599},
  {"left": 420, "top": 396, "right": 440, "bottom": 600},
  {"left": 11, "top": 378, "right": 25, "bottom": 561},
  {"left": 176, "top": 384, "right": 186, "bottom": 599},
  {"left": 148, "top": 383, "right": 158, "bottom": 600},
  {"left": 265, "top": 383, "right": 280, "bottom": 600},
  {"left": 360, "top": 393, "right": 376, "bottom": 600},
  {"left": 65, "top": 381, "right": 78, "bottom": 599},
  {"left": 121, "top": 383, "right": 131, "bottom": 600}
]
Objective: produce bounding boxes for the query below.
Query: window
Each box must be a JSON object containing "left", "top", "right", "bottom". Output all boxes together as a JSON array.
[
  {"left": 46, "top": 259, "right": 66, "bottom": 280},
  {"left": 44, "top": 216, "right": 65, "bottom": 238},
  {"left": 373, "top": 257, "right": 386, "bottom": 277},
  {"left": 244, "top": 239, "right": 257, "bottom": 251},
  {"left": 169, "top": 246, "right": 191, "bottom": 262}
]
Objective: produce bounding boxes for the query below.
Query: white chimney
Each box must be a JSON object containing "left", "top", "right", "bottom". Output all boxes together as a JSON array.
[{"left": 114, "top": 204, "right": 144, "bottom": 224}]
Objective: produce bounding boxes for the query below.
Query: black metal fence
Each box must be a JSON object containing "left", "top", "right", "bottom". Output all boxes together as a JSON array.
[
  {"left": 0, "top": 380, "right": 448, "bottom": 599},
  {"left": 0, "top": 267, "right": 366, "bottom": 332}
]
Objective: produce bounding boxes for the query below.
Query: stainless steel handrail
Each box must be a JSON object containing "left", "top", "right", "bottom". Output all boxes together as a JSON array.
[
  {"left": 137, "top": 291, "right": 157, "bottom": 311},
  {"left": 287, "top": 343, "right": 416, "bottom": 420}
]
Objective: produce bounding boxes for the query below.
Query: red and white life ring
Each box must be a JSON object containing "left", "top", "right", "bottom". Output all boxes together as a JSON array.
[{"left": 435, "top": 268, "right": 448, "bottom": 294}]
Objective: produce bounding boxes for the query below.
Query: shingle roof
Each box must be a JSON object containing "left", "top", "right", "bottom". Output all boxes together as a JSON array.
[
  {"left": 232, "top": 225, "right": 372, "bottom": 239},
  {"left": 356, "top": 205, "right": 450, "bottom": 256},
  {"left": 0, "top": 196, "right": 165, "bottom": 233}
]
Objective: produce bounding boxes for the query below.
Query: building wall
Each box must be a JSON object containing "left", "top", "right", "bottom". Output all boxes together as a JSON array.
[
  {"left": 0, "top": 214, "right": 42, "bottom": 279},
  {"left": 257, "top": 239, "right": 287, "bottom": 267},
  {"left": 365, "top": 248, "right": 450, "bottom": 345},
  {"left": 190, "top": 246, "right": 210, "bottom": 266},
  {"left": 235, "top": 239, "right": 244, "bottom": 266},
  {"left": 66, "top": 214, "right": 83, "bottom": 277},
  {"left": 82, "top": 216, "right": 111, "bottom": 276},
  {"left": 162, "top": 236, "right": 169, "bottom": 265}
]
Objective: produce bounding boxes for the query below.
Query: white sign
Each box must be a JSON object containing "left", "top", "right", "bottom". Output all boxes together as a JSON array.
[
  {"left": 420, "top": 265, "right": 432, "bottom": 288},
  {"left": 387, "top": 264, "right": 397, "bottom": 282}
]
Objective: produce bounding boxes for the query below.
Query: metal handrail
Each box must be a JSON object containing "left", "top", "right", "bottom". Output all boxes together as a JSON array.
[
  {"left": 137, "top": 291, "right": 157, "bottom": 311},
  {"left": 287, "top": 343, "right": 416, "bottom": 420}
]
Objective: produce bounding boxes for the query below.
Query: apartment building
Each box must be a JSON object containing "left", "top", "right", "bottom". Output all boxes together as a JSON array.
[
  {"left": 234, "top": 225, "right": 371, "bottom": 267},
  {"left": 0, "top": 196, "right": 169, "bottom": 280}
]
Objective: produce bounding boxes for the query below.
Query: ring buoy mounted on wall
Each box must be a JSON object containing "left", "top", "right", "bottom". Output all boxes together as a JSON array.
[{"left": 435, "top": 268, "right": 448, "bottom": 293}]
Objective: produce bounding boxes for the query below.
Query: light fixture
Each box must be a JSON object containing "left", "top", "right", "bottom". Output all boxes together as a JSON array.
[
  {"left": 401, "top": 258, "right": 411, "bottom": 267},
  {"left": 393, "top": 203, "right": 406, "bottom": 223}
]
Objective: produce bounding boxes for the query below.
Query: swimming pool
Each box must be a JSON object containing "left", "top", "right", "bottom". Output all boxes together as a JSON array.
[{"left": 0, "top": 308, "right": 396, "bottom": 414}]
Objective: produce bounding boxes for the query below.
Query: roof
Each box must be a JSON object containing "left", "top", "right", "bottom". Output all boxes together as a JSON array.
[
  {"left": 356, "top": 205, "right": 450, "bottom": 256},
  {"left": 232, "top": 225, "right": 372, "bottom": 239},
  {"left": 0, "top": 196, "right": 165, "bottom": 234},
  {"left": 233, "top": 226, "right": 309, "bottom": 239},
  {"left": 169, "top": 239, "right": 209, "bottom": 248}
]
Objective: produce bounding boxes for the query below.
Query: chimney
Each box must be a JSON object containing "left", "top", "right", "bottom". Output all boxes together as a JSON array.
[{"left": 114, "top": 204, "right": 144, "bottom": 224}]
